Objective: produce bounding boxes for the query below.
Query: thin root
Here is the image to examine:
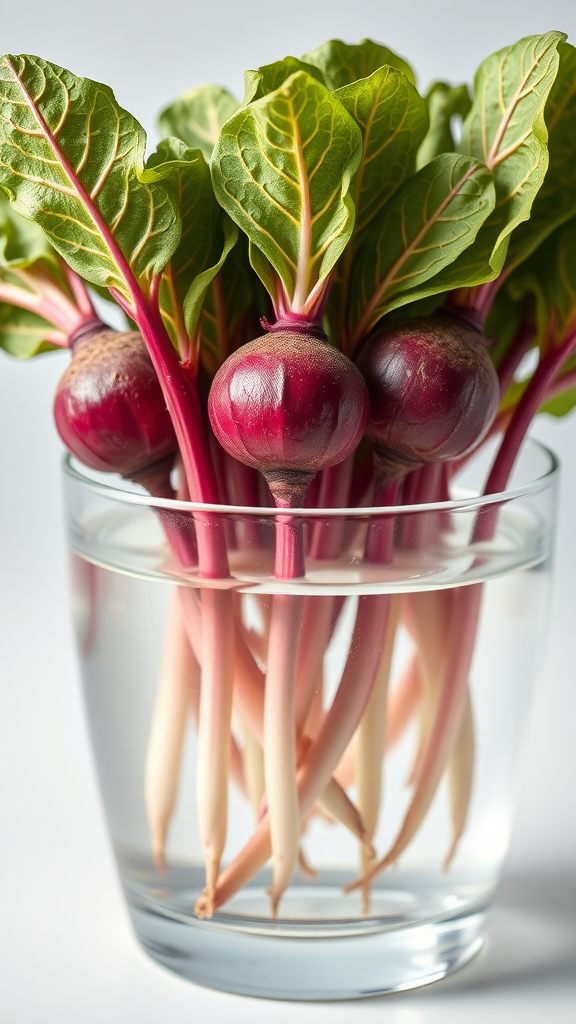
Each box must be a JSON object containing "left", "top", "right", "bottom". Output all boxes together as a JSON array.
[
  {"left": 298, "top": 848, "right": 318, "bottom": 880},
  {"left": 195, "top": 888, "right": 214, "bottom": 920},
  {"left": 266, "top": 887, "right": 281, "bottom": 920},
  {"left": 152, "top": 849, "right": 168, "bottom": 876}
]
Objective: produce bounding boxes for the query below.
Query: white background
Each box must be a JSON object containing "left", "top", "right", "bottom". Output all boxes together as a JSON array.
[{"left": 1, "top": 1, "right": 575, "bottom": 1020}]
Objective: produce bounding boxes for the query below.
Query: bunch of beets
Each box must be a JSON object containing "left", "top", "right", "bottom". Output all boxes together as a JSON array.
[{"left": 1, "top": 30, "right": 575, "bottom": 917}]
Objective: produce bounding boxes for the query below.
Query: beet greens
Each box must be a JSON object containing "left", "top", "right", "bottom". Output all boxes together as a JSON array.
[{"left": 1, "top": 30, "right": 576, "bottom": 919}]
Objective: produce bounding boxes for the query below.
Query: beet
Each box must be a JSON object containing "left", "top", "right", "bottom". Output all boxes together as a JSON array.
[
  {"left": 207, "top": 327, "right": 369, "bottom": 507},
  {"left": 356, "top": 310, "right": 499, "bottom": 486},
  {"left": 54, "top": 323, "right": 178, "bottom": 481}
]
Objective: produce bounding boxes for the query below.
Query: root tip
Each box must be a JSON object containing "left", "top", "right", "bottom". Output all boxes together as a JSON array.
[
  {"left": 152, "top": 849, "right": 168, "bottom": 875},
  {"left": 195, "top": 888, "right": 215, "bottom": 919},
  {"left": 361, "top": 834, "right": 376, "bottom": 859},
  {"left": 266, "top": 888, "right": 281, "bottom": 920},
  {"left": 298, "top": 849, "right": 318, "bottom": 881},
  {"left": 442, "top": 840, "right": 458, "bottom": 873}
]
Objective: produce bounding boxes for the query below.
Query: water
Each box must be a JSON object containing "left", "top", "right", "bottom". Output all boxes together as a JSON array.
[{"left": 66, "top": 487, "right": 555, "bottom": 996}]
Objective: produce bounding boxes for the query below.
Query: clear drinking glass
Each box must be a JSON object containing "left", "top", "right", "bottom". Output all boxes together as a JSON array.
[{"left": 63, "top": 438, "right": 558, "bottom": 1000}]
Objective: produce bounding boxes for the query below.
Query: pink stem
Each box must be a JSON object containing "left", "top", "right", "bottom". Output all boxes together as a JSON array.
[
  {"left": 365, "top": 481, "right": 399, "bottom": 563},
  {"left": 348, "top": 448, "right": 374, "bottom": 508},
  {"left": 226, "top": 455, "right": 263, "bottom": 549},
  {"left": 295, "top": 456, "right": 355, "bottom": 733},
  {"left": 309, "top": 455, "right": 354, "bottom": 557},
  {"left": 274, "top": 514, "right": 305, "bottom": 579},
  {"left": 485, "top": 329, "right": 576, "bottom": 498},
  {"left": 59, "top": 261, "right": 96, "bottom": 317},
  {"left": 447, "top": 270, "right": 507, "bottom": 322},
  {"left": 475, "top": 325, "right": 576, "bottom": 544},
  {"left": 545, "top": 365, "right": 576, "bottom": 401},
  {"left": 0, "top": 280, "right": 87, "bottom": 337},
  {"left": 196, "top": 588, "right": 235, "bottom": 911}
]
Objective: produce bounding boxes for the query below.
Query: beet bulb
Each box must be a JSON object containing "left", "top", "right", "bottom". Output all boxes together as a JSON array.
[
  {"left": 54, "top": 322, "right": 178, "bottom": 485},
  {"left": 208, "top": 327, "right": 369, "bottom": 508},
  {"left": 356, "top": 310, "right": 499, "bottom": 491}
]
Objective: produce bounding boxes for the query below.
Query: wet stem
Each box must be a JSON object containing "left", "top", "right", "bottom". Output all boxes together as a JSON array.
[{"left": 119, "top": 277, "right": 236, "bottom": 908}]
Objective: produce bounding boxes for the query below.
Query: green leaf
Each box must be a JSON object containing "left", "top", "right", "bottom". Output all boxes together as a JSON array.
[
  {"left": 0, "top": 303, "right": 61, "bottom": 357},
  {"left": 540, "top": 220, "right": 576, "bottom": 332},
  {"left": 243, "top": 57, "right": 328, "bottom": 104},
  {"left": 0, "top": 193, "right": 90, "bottom": 347},
  {"left": 509, "top": 219, "right": 576, "bottom": 338},
  {"left": 141, "top": 137, "right": 237, "bottom": 344},
  {"left": 211, "top": 71, "right": 362, "bottom": 312},
  {"left": 158, "top": 85, "right": 239, "bottom": 161},
  {"left": 199, "top": 237, "right": 261, "bottom": 372},
  {"left": 416, "top": 82, "right": 471, "bottom": 169},
  {"left": 424, "top": 31, "right": 565, "bottom": 292},
  {"left": 540, "top": 386, "right": 576, "bottom": 418},
  {"left": 0, "top": 54, "right": 181, "bottom": 304},
  {"left": 0, "top": 193, "right": 61, "bottom": 272},
  {"left": 182, "top": 218, "right": 237, "bottom": 340},
  {"left": 302, "top": 38, "right": 415, "bottom": 90},
  {"left": 484, "top": 280, "right": 526, "bottom": 366},
  {"left": 506, "top": 41, "right": 576, "bottom": 270},
  {"left": 350, "top": 153, "right": 495, "bottom": 342},
  {"left": 335, "top": 66, "right": 428, "bottom": 237},
  {"left": 325, "top": 66, "right": 427, "bottom": 341},
  {"left": 506, "top": 262, "right": 550, "bottom": 351}
]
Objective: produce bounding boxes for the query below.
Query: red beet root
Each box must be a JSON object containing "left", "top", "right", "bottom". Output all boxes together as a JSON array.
[
  {"left": 54, "top": 323, "right": 178, "bottom": 482},
  {"left": 357, "top": 310, "right": 499, "bottom": 488},
  {"left": 208, "top": 328, "right": 369, "bottom": 507}
]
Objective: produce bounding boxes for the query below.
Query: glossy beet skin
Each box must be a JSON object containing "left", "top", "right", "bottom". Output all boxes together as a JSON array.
[
  {"left": 208, "top": 329, "right": 369, "bottom": 506},
  {"left": 357, "top": 310, "right": 500, "bottom": 482},
  {"left": 54, "top": 324, "right": 177, "bottom": 479}
]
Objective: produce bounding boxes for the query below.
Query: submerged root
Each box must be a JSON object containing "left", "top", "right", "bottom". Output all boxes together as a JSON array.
[{"left": 298, "top": 847, "right": 318, "bottom": 880}]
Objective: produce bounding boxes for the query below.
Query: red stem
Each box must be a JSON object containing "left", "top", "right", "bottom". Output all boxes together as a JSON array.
[
  {"left": 497, "top": 320, "right": 537, "bottom": 400},
  {"left": 365, "top": 481, "right": 399, "bottom": 564},
  {"left": 481, "top": 326, "right": 576, "bottom": 508},
  {"left": 546, "top": 365, "right": 576, "bottom": 401},
  {"left": 274, "top": 516, "right": 305, "bottom": 579},
  {"left": 295, "top": 456, "right": 355, "bottom": 732}
]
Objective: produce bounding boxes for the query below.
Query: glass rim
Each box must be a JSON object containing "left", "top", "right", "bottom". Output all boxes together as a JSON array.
[{"left": 63, "top": 438, "right": 560, "bottom": 519}]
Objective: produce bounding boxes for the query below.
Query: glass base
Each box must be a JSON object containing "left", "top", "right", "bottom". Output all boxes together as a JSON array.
[{"left": 125, "top": 876, "right": 487, "bottom": 1000}]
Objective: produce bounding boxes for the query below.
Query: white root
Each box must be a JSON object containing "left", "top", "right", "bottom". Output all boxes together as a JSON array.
[
  {"left": 240, "top": 720, "right": 265, "bottom": 820},
  {"left": 443, "top": 685, "right": 475, "bottom": 870},
  {"left": 404, "top": 591, "right": 453, "bottom": 787},
  {"left": 264, "top": 594, "right": 302, "bottom": 917},
  {"left": 384, "top": 651, "right": 422, "bottom": 753},
  {"left": 196, "top": 588, "right": 235, "bottom": 913},
  {"left": 298, "top": 847, "right": 318, "bottom": 880},
  {"left": 356, "top": 596, "right": 400, "bottom": 912},
  {"left": 195, "top": 593, "right": 391, "bottom": 918},
  {"left": 144, "top": 592, "right": 199, "bottom": 872},
  {"left": 233, "top": 622, "right": 372, "bottom": 843},
  {"left": 345, "top": 586, "right": 481, "bottom": 892},
  {"left": 334, "top": 649, "right": 424, "bottom": 791}
]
